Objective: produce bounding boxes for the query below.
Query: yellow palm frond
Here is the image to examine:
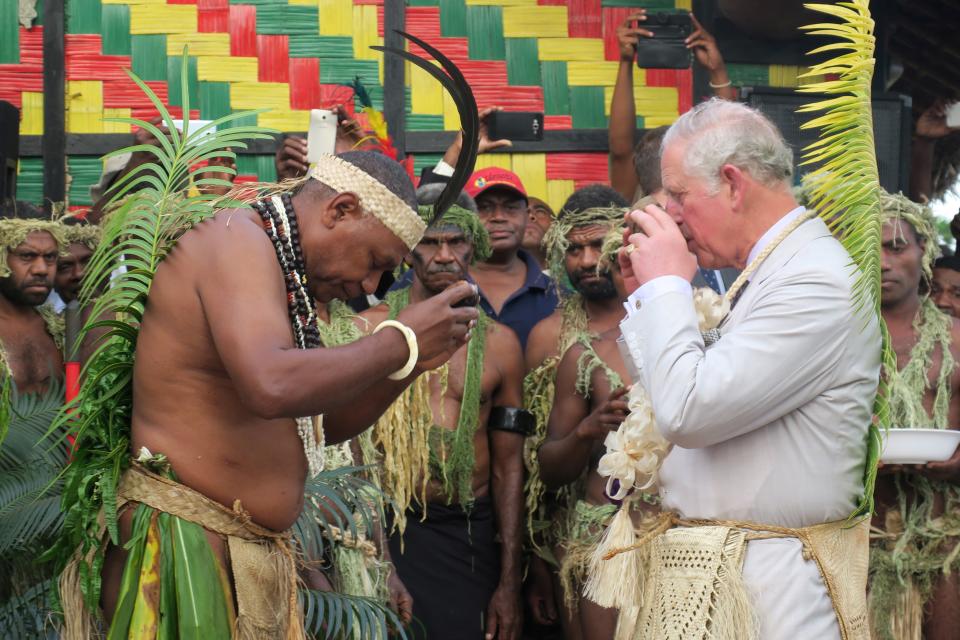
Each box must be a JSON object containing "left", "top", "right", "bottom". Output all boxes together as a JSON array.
[{"left": 796, "top": 0, "right": 890, "bottom": 517}]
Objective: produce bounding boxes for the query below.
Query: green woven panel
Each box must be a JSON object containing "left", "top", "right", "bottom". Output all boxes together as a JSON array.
[
  {"left": 289, "top": 35, "right": 353, "bottom": 58},
  {"left": 167, "top": 55, "right": 199, "bottom": 109},
  {"left": 409, "top": 0, "right": 440, "bottom": 5},
  {"left": 0, "top": 0, "right": 18, "bottom": 63},
  {"left": 131, "top": 35, "right": 168, "bottom": 82},
  {"left": 413, "top": 153, "right": 443, "bottom": 176},
  {"left": 727, "top": 63, "right": 769, "bottom": 86},
  {"left": 601, "top": 0, "right": 675, "bottom": 7},
  {"left": 199, "top": 82, "right": 231, "bottom": 120},
  {"left": 636, "top": 115, "right": 645, "bottom": 129},
  {"left": 235, "top": 154, "right": 275, "bottom": 179},
  {"left": 15, "top": 158, "right": 43, "bottom": 205},
  {"left": 407, "top": 114, "right": 445, "bottom": 131},
  {"left": 466, "top": 6, "right": 505, "bottom": 60},
  {"left": 439, "top": 0, "right": 467, "bottom": 38},
  {"left": 67, "top": 0, "right": 102, "bottom": 34},
  {"left": 541, "top": 61, "right": 569, "bottom": 115},
  {"left": 68, "top": 156, "right": 103, "bottom": 207},
  {"left": 256, "top": 4, "right": 318, "bottom": 35},
  {"left": 101, "top": 4, "right": 131, "bottom": 56},
  {"left": 33, "top": 0, "right": 43, "bottom": 27},
  {"left": 506, "top": 39, "right": 539, "bottom": 86},
  {"left": 570, "top": 86, "right": 606, "bottom": 128},
  {"left": 320, "top": 59, "right": 379, "bottom": 85},
  {"left": 220, "top": 112, "right": 258, "bottom": 130}
]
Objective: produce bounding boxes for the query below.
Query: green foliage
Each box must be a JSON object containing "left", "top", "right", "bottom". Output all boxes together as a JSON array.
[
  {"left": 0, "top": 382, "right": 68, "bottom": 639},
  {"left": 301, "top": 589, "right": 408, "bottom": 640},
  {"left": 43, "top": 49, "right": 273, "bottom": 611},
  {"left": 797, "top": 1, "right": 888, "bottom": 518}
]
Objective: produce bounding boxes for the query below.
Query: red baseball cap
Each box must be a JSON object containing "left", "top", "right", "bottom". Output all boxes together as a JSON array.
[{"left": 465, "top": 167, "right": 527, "bottom": 200}]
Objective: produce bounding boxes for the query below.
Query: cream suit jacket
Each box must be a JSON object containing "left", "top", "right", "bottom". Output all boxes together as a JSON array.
[{"left": 619, "top": 216, "right": 881, "bottom": 638}]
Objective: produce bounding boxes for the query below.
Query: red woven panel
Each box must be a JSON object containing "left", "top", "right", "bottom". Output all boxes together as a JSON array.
[
  {"left": 257, "top": 34, "right": 289, "bottom": 82},
  {"left": 568, "top": 0, "right": 602, "bottom": 38},
  {"left": 405, "top": 7, "right": 442, "bottom": 40},
  {"left": 0, "top": 28, "right": 43, "bottom": 106},
  {"left": 167, "top": 0, "right": 197, "bottom": 4},
  {"left": 377, "top": 5, "right": 384, "bottom": 37},
  {"left": 544, "top": 115, "right": 572, "bottom": 130},
  {"left": 603, "top": 8, "right": 634, "bottom": 61},
  {"left": 458, "top": 60, "right": 508, "bottom": 89},
  {"left": 198, "top": 4, "right": 229, "bottom": 32},
  {"left": 19, "top": 27, "right": 43, "bottom": 67},
  {"left": 318, "top": 84, "right": 356, "bottom": 111},
  {"left": 65, "top": 34, "right": 102, "bottom": 57},
  {"left": 132, "top": 106, "right": 199, "bottom": 122},
  {"left": 647, "top": 67, "right": 691, "bottom": 113},
  {"left": 104, "top": 79, "right": 169, "bottom": 109},
  {"left": 229, "top": 4, "right": 257, "bottom": 57},
  {"left": 289, "top": 57, "right": 320, "bottom": 110},
  {"left": 67, "top": 54, "right": 130, "bottom": 81},
  {"left": 472, "top": 86, "right": 544, "bottom": 111},
  {"left": 409, "top": 37, "right": 468, "bottom": 62},
  {"left": 547, "top": 152, "right": 609, "bottom": 182}
]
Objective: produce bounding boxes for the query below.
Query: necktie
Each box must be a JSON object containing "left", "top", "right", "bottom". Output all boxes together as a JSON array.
[{"left": 698, "top": 268, "right": 723, "bottom": 294}]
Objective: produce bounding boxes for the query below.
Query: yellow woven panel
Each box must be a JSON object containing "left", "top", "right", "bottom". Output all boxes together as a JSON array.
[
  {"left": 129, "top": 4, "right": 197, "bottom": 35},
  {"left": 603, "top": 85, "right": 678, "bottom": 116},
  {"left": 502, "top": 7, "right": 568, "bottom": 38},
  {"left": 769, "top": 65, "right": 800, "bottom": 88},
  {"left": 67, "top": 81, "right": 103, "bottom": 134},
  {"left": 288, "top": 0, "right": 319, "bottom": 5},
  {"left": 230, "top": 82, "right": 290, "bottom": 111},
  {"left": 20, "top": 92, "right": 43, "bottom": 135},
  {"left": 474, "top": 154, "right": 513, "bottom": 171},
  {"left": 103, "top": 108, "right": 132, "bottom": 133},
  {"left": 511, "top": 153, "right": 547, "bottom": 199},
  {"left": 259, "top": 110, "right": 311, "bottom": 132},
  {"left": 410, "top": 64, "right": 444, "bottom": 116},
  {"left": 166, "top": 33, "right": 230, "bottom": 57},
  {"left": 675, "top": 0, "right": 692, "bottom": 8},
  {"left": 352, "top": 5, "right": 382, "bottom": 61},
  {"left": 319, "top": 0, "right": 353, "bottom": 36},
  {"left": 443, "top": 90, "right": 462, "bottom": 131},
  {"left": 546, "top": 179, "right": 575, "bottom": 213},
  {"left": 567, "top": 61, "right": 631, "bottom": 86},
  {"left": 196, "top": 56, "right": 258, "bottom": 82},
  {"left": 538, "top": 38, "right": 604, "bottom": 61}
]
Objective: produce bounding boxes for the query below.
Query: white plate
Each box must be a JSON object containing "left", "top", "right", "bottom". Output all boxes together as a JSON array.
[{"left": 880, "top": 428, "right": 960, "bottom": 465}]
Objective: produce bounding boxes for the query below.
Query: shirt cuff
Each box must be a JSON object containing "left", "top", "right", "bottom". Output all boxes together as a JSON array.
[
  {"left": 623, "top": 275, "right": 693, "bottom": 317},
  {"left": 433, "top": 159, "right": 455, "bottom": 177}
]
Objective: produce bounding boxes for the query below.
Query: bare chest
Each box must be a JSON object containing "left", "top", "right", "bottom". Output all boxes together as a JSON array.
[{"left": 0, "top": 317, "right": 62, "bottom": 393}]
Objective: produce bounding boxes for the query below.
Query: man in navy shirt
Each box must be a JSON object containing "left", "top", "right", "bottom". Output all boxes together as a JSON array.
[{"left": 465, "top": 168, "right": 559, "bottom": 350}]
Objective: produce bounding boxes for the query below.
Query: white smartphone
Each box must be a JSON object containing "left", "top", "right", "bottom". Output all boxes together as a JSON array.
[
  {"left": 307, "top": 109, "right": 337, "bottom": 163},
  {"left": 172, "top": 119, "right": 216, "bottom": 143},
  {"left": 946, "top": 102, "right": 960, "bottom": 129}
]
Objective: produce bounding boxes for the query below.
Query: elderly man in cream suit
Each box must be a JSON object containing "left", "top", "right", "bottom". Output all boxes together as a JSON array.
[{"left": 618, "top": 99, "right": 881, "bottom": 638}]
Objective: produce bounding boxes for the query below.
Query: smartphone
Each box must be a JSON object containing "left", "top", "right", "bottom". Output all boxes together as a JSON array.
[
  {"left": 307, "top": 109, "right": 337, "bottom": 163},
  {"left": 172, "top": 119, "right": 216, "bottom": 143},
  {"left": 946, "top": 102, "right": 960, "bottom": 129},
  {"left": 486, "top": 111, "right": 544, "bottom": 142}
]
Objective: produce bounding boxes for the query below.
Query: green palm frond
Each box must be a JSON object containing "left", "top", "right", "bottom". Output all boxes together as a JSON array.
[
  {"left": 296, "top": 465, "right": 388, "bottom": 563},
  {"left": 1, "top": 383, "right": 67, "bottom": 639},
  {"left": 797, "top": 1, "right": 890, "bottom": 518},
  {"left": 301, "top": 588, "right": 408, "bottom": 640},
  {"left": 43, "top": 49, "right": 274, "bottom": 611}
]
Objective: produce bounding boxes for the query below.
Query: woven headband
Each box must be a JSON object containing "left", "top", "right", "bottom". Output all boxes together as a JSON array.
[{"left": 309, "top": 154, "right": 425, "bottom": 250}]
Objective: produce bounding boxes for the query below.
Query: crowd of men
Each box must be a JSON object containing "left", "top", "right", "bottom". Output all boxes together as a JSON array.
[{"left": 2, "top": 8, "right": 960, "bottom": 640}]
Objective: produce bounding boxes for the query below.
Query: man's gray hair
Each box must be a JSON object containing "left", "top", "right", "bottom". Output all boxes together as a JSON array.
[{"left": 662, "top": 98, "right": 794, "bottom": 193}]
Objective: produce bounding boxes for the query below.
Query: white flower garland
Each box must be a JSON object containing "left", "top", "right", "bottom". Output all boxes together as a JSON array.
[{"left": 597, "top": 287, "right": 729, "bottom": 500}]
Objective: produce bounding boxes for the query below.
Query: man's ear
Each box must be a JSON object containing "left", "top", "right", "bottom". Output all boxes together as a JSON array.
[
  {"left": 720, "top": 164, "right": 746, "bottom": 211},
  {"left": 403, "top": 252, "right": 414, "bottom": 268},
  {"left": 320, "top": 191, "right": 363, "bottom": 229}
]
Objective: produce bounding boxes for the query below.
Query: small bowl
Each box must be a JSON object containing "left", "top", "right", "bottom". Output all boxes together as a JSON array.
[{"left": 880, "top": 428, "right": 960, "bottom": 465}]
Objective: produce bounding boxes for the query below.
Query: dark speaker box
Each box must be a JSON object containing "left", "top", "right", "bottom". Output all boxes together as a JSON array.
[
  {"left": 0, "top": 100, "right": 19, "bottom": 201},
  {"left": 741, "top": 87, "right": 912, "bottom": 194}
]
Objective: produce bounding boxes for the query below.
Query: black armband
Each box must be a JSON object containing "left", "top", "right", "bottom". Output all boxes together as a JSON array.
[{"left": 488, "top": 407, "right": 535, "bottom": 437}]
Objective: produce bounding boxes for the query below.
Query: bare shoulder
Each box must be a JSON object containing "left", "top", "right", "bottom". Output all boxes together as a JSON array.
[
  {"left": 486, "top": 319, "right": 523, "bottom": 358},
  {"left": 359, "top": 303, "right": 389, "bottom": 329},
  {"left": 949, "top": 316, "right": 960, "bottom": 367},
  {"left": 524, "top": 309, "right": 564, "bottom": 370}
]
